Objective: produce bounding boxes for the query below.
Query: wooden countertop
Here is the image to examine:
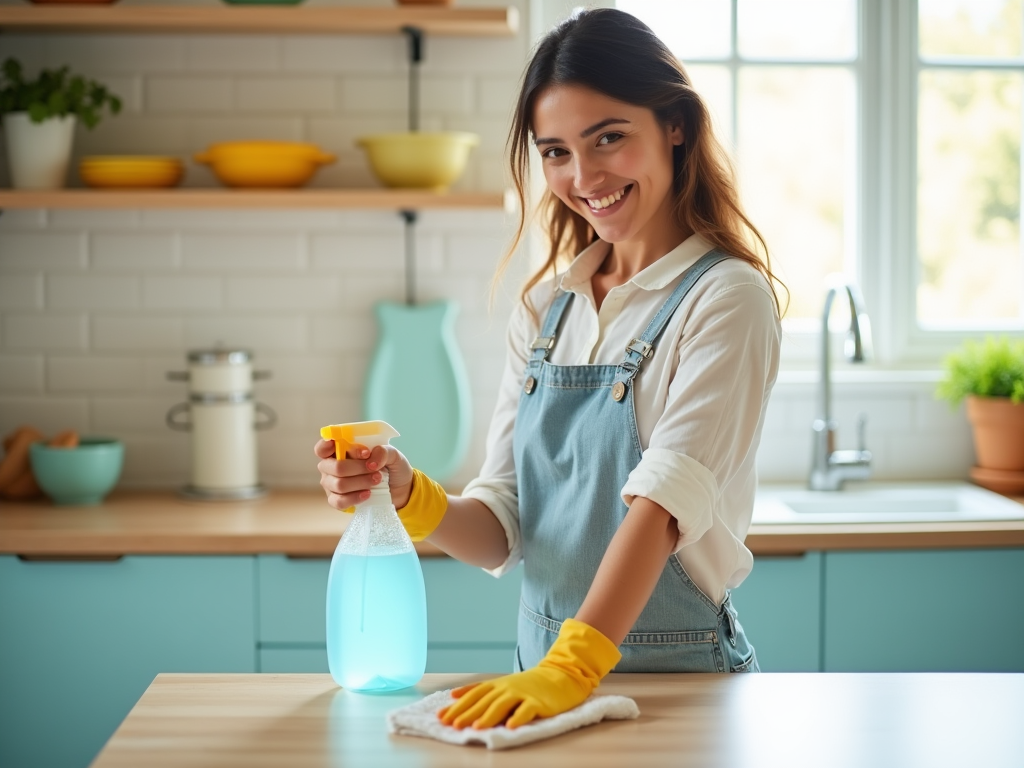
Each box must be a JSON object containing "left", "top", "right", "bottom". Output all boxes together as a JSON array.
[
  {"left": 91, "top": 672, "right": 1024, "bottom": 768},
  {"left": 1, "top": 489, "right": 1023, "bottom": 558}
]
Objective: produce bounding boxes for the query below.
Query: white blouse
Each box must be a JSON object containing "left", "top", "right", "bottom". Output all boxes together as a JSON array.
[{"left": 462, "top": 233, "right": 782, "bottom": 605}]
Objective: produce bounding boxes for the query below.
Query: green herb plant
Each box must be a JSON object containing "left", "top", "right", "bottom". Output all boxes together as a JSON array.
[
  {"left": 937, "top": 336, "right": 1024, "bottom": 406},
  {"left": 0, "top": 57, "right": 121, "bottom": 129}
]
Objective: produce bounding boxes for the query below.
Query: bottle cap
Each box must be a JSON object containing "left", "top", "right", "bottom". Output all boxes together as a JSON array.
[
  {"left": 320, "top": 420, "right": 400, "bottom": 460},
  {"left": 320, "top": 420, "right": 400, "bottom": 503}
]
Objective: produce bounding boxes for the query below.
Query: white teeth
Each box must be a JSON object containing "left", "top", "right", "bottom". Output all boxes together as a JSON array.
[{"left": 587, "top": 187, "right": 627, "bottom": 210}]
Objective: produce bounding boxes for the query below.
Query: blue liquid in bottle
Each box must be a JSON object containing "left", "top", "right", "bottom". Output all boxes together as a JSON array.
[{"left": 326, "top": 500, "right": 427, "bottom": 693}]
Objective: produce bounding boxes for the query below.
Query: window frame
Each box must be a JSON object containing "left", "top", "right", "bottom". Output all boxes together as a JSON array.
[{"left": 585, "top": 0, "right": 1024, "bottom": 367}]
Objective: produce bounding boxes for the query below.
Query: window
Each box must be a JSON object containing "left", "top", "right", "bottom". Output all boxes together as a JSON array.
[{"left": 615, "top": 0, "right": 1024, "bottom": 364}]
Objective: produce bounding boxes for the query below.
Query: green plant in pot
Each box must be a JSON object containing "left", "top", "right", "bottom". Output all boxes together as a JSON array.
[
  {"left": 937, "top": 336, "right": 1024, "bottom": 493},
  {"left": 0, "top": 57, "right": 122, "bottom": 190}
]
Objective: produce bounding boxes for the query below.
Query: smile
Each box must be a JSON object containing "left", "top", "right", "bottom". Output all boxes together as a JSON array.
[{"left": 583, "top": 184, "right": 632, "bottom": 212}]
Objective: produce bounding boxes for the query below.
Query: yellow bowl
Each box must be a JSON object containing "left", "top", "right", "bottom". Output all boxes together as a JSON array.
[
  {"left": 356, "top": 132, "right": 479, "bottom": 190},
  {"left": 79, "top": 156, "right": 184, "bottom": 188},
  {"left": 194, "top": 141, "right": 336, "bottom": 188}
]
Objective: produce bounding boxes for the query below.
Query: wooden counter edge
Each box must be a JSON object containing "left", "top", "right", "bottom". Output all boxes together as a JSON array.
[{"left": 2, "top": 490, "right": 1022, "bottom": 557}]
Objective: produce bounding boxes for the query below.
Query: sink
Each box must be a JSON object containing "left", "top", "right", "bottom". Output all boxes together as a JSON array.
[{"left": 753, "top": 483, "right": 1024, "bottom": 524}]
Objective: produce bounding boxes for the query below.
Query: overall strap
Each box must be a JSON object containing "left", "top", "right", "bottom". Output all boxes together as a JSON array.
[
  {"left": 611, "top": 250, "right": 731, "bottom": 401},
  {"left": 528, "top": 290, "right": 575, "bottom": 364}
]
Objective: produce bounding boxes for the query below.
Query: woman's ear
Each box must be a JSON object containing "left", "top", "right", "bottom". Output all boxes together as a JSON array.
[{"left": 668, "top": 123, "right": 684, "bottom": 146}]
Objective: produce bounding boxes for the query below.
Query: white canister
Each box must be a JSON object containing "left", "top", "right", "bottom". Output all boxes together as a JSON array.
[{"left": 166, "top": 349, "right": 275, "bottom": 500}]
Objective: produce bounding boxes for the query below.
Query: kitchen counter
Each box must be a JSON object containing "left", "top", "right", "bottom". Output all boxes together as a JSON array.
[
  {"left": 91, "top": 672, "right": 1024, "bottom": 768},
  {"left": 1, "top": 489, "right": 1023, "bottom": 557}
]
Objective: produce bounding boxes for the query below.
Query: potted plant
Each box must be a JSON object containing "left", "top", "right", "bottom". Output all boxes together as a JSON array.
[
  {"left": 0, "top": 57, "right": 122, "bottom": 189},
  {"left": 937, "top": 336, "right": 1024, "bottom": 492}
]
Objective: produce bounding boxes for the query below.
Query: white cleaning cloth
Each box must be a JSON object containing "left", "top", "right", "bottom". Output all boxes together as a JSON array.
[{"left": 386, "top": 689, "right": 639, "bottom": 750}]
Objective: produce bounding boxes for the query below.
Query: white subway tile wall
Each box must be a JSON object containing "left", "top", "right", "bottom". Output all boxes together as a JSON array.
[{"left": 0, "top": 0, "right": 975, "bottom": 490}]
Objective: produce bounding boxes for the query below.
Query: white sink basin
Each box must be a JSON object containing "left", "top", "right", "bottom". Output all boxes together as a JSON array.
[{"left": 753, "top": 483, "right": 1024, "bottom": 524}]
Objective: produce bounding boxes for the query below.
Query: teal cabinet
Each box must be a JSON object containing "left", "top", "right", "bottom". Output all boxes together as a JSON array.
[
  {"left": 730, "top": 553, "right": 822, "bottom": 671},
  {"left": 823, "top": 548, "right": 1024, "bottom": 672},
  {"left": 256, "top": 555, "right": 522, "bottom": 673},
  {"left": 0, "top": 555, "right": 256, "bottom": 768},
  {"left": 422, "top": 557, "right": 521, "bottom": 673},
  {"left": 259, "top": 555, "right": 330, "bottom": 644}
]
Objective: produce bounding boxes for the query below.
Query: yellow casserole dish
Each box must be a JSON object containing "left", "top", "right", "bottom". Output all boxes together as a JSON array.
[
  {"left": 194, "top": 141, "right": 336, "bottom": 188},
  {"left": 356, "top": 132, "right": 479, "bottom": 190},
  {"left": 79, "top": 156, "right": 184, "bottom": 189}
]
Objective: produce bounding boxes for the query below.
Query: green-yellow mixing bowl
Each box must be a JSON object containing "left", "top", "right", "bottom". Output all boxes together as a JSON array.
[{"left": 356, "top": 132, "right": 479, "bottom": 190}]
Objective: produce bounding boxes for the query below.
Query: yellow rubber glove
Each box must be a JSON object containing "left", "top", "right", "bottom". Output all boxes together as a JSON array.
[
  {"left": 438, "top": 618, "right": 621, "bottom": 730},
  {"left": 395, "top": 468, "right": 448, "bottom": 542}
]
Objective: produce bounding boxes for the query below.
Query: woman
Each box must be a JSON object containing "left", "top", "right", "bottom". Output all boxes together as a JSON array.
[{"left": 315, "top": 8, "right": 783, "bottom": 730}]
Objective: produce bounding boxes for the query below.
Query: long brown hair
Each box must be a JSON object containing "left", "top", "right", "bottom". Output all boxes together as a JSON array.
[{"left": 498, "top": 8, "right": 786, "bottom": 317}]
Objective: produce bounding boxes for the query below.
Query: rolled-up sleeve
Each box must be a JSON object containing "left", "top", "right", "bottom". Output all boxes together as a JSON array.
[
  {"left": 620, "top": 280, "right": 781, "bottom": 552},
  {"left": 460, "top": 298, "right": 538, "bottom": 577}
]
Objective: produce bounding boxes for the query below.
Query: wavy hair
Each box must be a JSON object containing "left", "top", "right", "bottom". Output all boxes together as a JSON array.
[{"left": 497, "top": 8, "right": 786, "bottom": 317}]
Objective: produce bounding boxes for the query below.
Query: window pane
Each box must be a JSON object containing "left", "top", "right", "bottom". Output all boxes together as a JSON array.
[
  {"left": 686, "top": 64, "right": 733, "bottom": 146},
  {"left": 738, "top": 0, "right": 858, "bottom": 61},
  {"left": 738, "top": 68, "right": 856, "bottom": 320},
  {"left": 617, "top": 0, "right": 732, "bottom": 60},
  {"left": 917, "top": 70, "right": 1022, "bottom": 326},
  {"left": 919, "top": 0, "right": 1022, "bottom": 59}
]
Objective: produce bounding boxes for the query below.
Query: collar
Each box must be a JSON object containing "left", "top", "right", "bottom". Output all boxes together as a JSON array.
[{"left": 558, "top": 233, "right": 716, "bottom": 294}]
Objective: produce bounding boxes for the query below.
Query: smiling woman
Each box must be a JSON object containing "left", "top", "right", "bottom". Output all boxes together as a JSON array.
[
  {"left": 316, "top": 6, "right": 786, "bottom": 732},
  {"left": 532, "top": 88, "right": 684, "bottom": 285},
  {"left": 498, "top": 10, "right": 784, "bottom": 318}
]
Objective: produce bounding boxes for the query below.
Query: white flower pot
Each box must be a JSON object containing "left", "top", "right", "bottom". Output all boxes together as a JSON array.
[{"left": 2, "top": 112, "right": 76, "bottom": 189}]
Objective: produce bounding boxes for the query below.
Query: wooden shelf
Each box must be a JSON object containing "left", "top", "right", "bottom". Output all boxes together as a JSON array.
[
  {"left": 0, "top": 188, "right": 509, "bottom": 210},
  {"left": 0, "top": 5, "right": 519, "bottom": 36}
]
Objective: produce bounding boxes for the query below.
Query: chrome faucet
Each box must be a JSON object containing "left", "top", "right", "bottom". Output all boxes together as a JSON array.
[{"left": 809, "top": 278, "right": 873, "bottom": 491}]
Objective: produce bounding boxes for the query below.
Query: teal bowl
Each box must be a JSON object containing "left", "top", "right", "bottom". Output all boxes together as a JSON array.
[{"left": 29, "top": 438, "right": 124, "bottom": 506}]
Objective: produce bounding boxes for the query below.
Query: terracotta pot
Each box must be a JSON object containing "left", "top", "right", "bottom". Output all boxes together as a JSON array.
[{"left": 965, "top": 396, "right": 1024, "bottom": 471}]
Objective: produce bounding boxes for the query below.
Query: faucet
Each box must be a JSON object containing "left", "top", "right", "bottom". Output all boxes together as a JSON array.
[{"left": 809, "top": 277, "right": 873, "bottom": 491}]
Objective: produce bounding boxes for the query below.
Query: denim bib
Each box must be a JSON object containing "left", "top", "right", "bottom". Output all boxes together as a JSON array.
[{"left": 512, "top": 250, "right": 758, "bottom": 673}]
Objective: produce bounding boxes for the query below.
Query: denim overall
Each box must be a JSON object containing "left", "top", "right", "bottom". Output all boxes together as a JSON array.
[{"left": 512, "top": 250, "right": 759, "bottom": 673}]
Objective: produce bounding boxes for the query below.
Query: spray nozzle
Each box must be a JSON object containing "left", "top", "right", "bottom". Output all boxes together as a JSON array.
[{"left": 320, "top": 420, "right": 400, "bottom": 461}]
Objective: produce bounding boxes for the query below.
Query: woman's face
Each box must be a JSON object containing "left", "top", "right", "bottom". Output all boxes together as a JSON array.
[{"left": 532, "top": 84, "right": 684, "bottom": 249}]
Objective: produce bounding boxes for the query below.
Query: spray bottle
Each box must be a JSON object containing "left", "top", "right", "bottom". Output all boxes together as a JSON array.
[{"left": 320, "top": 420, "right": 427, "bottom": 692}]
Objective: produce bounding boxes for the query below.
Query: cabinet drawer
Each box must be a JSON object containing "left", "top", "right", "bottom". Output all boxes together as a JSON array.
[{"left": 258, "top": 555, "right": 522, "bottom": 646}]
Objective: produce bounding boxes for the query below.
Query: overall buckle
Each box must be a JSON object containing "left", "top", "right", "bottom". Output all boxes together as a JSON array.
[{"left": 626, "top": 338, "right": 654, "bottom": 359}]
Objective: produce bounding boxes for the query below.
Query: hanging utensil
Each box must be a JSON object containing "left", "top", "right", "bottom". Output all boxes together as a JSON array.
[{"left": 362, "top": 211, "right": 473, "bottom": 482}]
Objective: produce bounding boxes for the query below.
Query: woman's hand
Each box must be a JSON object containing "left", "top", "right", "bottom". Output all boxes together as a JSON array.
[
  {"left": 314, "top": 438, "right": 414, "bottom": 511},
  {"left": 437, "top": 618, "right": 621, "bottom": 729}
]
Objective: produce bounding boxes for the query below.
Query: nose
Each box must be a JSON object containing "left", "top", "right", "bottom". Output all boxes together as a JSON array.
[{"left": 572, "top": 154, "right": 604, "bottom": 195}]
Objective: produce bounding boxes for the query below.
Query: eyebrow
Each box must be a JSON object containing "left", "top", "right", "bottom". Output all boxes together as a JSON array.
[{"left": 534, "top": 117, "right": 631, "bottom": 146}]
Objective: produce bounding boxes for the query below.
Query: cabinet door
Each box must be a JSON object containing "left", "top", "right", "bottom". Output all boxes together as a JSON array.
[
  {"left": 823, "top": 548, "right": 1024, "bottom": 672},
  {"left": 729, "top": 552, "right": 822, "bottom": 671},
  {"left": 422, "top": 558, "right": 521, "bottom": 673},
  {"left": 0, "top": 555, "right": 255, "bottom": 768},
  {"left": 257, "top": 554, "right": 522, "bottom": 673}
]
